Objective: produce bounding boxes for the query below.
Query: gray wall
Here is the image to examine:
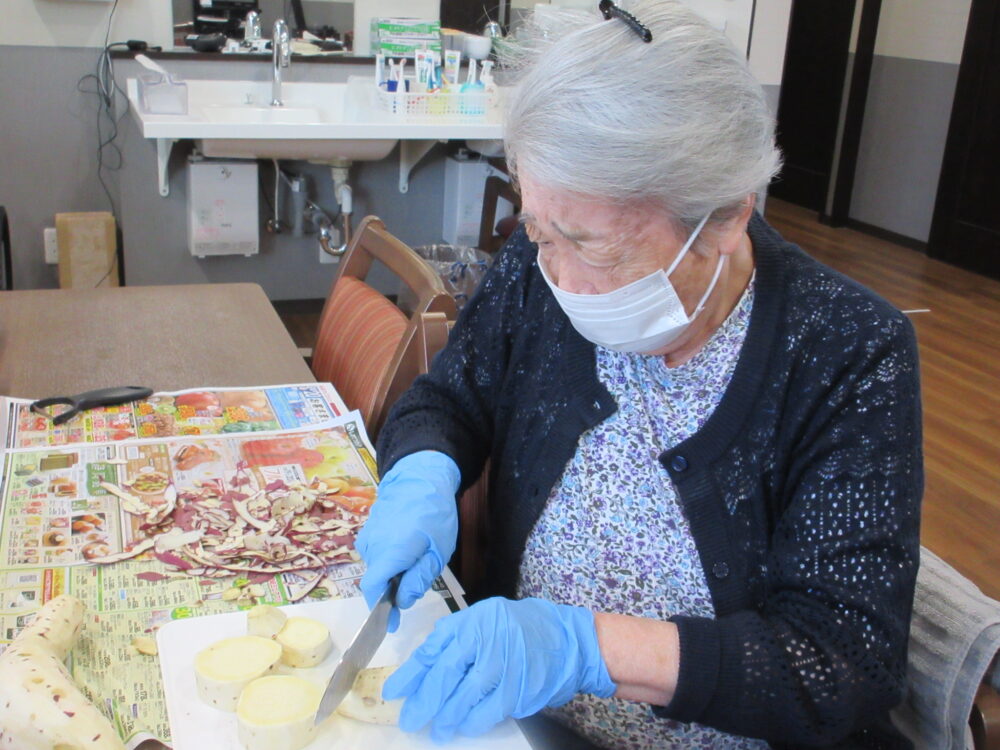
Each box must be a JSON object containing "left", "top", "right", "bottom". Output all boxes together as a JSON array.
[
  {"left": 0, "top": 47, "right": 451, "bottom": 299},
  {"left": 761, "top": 84, "right": 780, "bottom": 119},
  {"left": 0, "top": 46, "right": 109, "bottom": 290},
  {"left": 849, "top": 55, "right": 960, "bottom": 242}
]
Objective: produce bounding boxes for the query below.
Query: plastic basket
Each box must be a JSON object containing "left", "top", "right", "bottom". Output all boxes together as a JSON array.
[
  {"left": 138, "top": 72, "right": 188, "bottom": 115},
  {"left": 375, "top": 83, "right": 492, "bottom": 120}
]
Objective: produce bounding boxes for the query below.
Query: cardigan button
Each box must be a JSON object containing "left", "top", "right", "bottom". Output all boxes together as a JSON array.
[
  {"left": 712, "top": 562, "right": 730, "bottom": 579},
  {"left": 670, "top": 454, "right": 689, "bottom": 472}
]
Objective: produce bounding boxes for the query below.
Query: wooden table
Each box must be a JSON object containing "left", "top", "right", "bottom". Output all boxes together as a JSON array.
[
  {"left": 0, "top": 283, "right": 314, "bottom": 398},
  {"left": 0, "top": 283, "right": 582, "bottom": 750}
]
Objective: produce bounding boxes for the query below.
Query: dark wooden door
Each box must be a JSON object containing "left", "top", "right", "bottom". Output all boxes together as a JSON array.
[
  {"left": 770, "top": 0, "right": 857, "bottom": 211},
  {"left": 928, "top": 0, "right": 1000, "bottom": 280}
]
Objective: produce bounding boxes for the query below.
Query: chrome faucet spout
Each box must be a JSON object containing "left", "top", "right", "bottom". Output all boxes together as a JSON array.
[
  {"left": 271, "top": 19, "right": 291, "bottom": 107},
  {"left": 245, "top": 10, "right": 261, "bottom": 41}
]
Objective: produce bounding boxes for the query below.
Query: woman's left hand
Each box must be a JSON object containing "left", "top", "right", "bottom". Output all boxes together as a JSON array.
[{"left": 384, "top": 597, "right": 616, "bottom": 742}]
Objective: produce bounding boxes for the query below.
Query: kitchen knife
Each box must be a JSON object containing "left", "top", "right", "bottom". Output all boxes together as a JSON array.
[{"left": 314, "top": 574, "right": 401, "bottom": 725}]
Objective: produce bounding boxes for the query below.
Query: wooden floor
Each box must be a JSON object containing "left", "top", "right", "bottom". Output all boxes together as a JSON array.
[
  {"left": 280, "top": 201, "right": 1000, "bottom": 600},
  {"left": 272, "top": 299, "right": 324, "bottom": 349},
  {"left": 764, "top": 199, "right": 1000, "bottom": 600}
]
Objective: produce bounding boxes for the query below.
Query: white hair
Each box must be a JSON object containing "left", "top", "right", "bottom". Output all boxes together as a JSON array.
[{"left": 501, "top": 0, "right": 782, "bottom": 227}]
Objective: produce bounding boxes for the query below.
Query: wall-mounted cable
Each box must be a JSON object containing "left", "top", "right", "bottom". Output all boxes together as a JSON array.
[{"left": 75, "top": 0, "right": 128, "bottom": 286}]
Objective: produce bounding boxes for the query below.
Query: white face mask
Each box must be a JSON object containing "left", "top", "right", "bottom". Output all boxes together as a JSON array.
[{"left": 538, "top": 215, "right": 724, "bottom": 353}]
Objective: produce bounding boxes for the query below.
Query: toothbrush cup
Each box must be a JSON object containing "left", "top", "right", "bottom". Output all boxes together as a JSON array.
[{"left": 463, "top": 34, "right": 493, "bottom": 60}]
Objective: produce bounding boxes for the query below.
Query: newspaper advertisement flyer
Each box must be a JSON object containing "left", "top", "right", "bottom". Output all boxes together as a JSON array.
[
  {"left": 0, "top": 384, "right": 461, "bottom": 749},
  {"left": 0, "top": 383, "right": 349, "bottom": 451}
]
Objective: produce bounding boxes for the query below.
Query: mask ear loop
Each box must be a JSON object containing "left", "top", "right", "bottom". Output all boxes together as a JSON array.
[
  {"left": 664, "top": 214, "right": 720, "bottom": 320},
  {"left": 665, "top": 214, "right": 711, "bottom": 276},
  {"left": 691, "top": 254, "right": 725, "bottom": 319}
]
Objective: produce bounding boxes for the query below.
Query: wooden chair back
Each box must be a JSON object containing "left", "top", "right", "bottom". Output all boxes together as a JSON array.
[
  {"left": 311, "top": 216, "right": 456, "bottom": 438},
  {"left": 407, "top": 317, "right": 490, "bottom": 599},
  {"left": 478, "top": 176, "right": 521, "bottom": 254},
  {"left": 456, "top": 462, "right": 490, "bottom": 600},
  {"left": 377, "top": 310, "right": 451, "bottom": 436}
]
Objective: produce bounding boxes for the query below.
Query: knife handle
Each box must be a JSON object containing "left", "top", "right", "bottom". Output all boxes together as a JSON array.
[
  {"left": 73, "top": 386, "right": 153, "bottom": 414},
  {"left": 32, "top": 385, "right": 153, "bottom": 426},
  {"left": 385, "top": 573, "right": 403, "bottom": 607}
]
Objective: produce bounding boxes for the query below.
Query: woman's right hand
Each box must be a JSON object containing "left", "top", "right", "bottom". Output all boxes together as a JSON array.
[{"left": 356, "top": 451, "right": 461, "bottom": 631}]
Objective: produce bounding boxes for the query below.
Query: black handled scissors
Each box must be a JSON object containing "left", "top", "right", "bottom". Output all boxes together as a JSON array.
[{"left": 30, "top": 386, "right": 153, "bottom": 426}]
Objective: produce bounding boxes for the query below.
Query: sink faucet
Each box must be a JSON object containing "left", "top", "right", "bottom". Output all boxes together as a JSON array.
[
  {"left": 271, "top": 19, "right": 291, "bottom": 107},
  {"left": 244, "top": 10, "right": 261, "bottom": 42}
]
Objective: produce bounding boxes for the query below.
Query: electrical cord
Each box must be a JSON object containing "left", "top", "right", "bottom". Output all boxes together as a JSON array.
[
  {"left": 258, "top": 166, "right": 276, "bottom": 216},
  {"left": 275, "top": 165, "right": 340, "bottom": 221},
  {"left": 272, "top": 159, "right": 282, "bottom": 232},
  {"left": 257, "top": 164, "right": 286, "bottom": 234},
  {"left": 76, "top": 0, "right": 128, "bottom": 287},
  {"left": 260, "top": 161, "right": 341, "bottom": 233}
]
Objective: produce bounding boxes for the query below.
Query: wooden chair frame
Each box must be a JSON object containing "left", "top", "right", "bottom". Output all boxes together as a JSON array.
[
  {"left": 972, "top": 681, "right": 1000, "bottom": 750},
  {"left": 313, "top": 216, "right": 457, "bottom": 438},
  {"left": 375, "top": 310, "right": 452, "bottom": 439},
  {"left": 478, "top": 176, "right": 521, "bottom": 255},
  {"left": 410, "top": 318, "right": 490, "bottom": 599}
]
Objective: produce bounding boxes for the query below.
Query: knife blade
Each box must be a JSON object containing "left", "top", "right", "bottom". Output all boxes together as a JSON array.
[{"left": 314, "top": 574, "right": 401, "bottom": 725}]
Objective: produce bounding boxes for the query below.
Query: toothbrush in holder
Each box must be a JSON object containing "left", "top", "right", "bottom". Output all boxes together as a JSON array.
[{"left": 460, "top": 59, "right": 482, "bottom": 92}]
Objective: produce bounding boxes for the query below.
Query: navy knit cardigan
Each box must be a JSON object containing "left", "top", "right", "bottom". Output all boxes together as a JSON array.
[{"left": 377, "top": 213, "right": 923, "bottom": 748}]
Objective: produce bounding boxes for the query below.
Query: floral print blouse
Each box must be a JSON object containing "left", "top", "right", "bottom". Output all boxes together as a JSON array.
[{"left": 517, "top": 281, "right": 769, "bottom": 750}]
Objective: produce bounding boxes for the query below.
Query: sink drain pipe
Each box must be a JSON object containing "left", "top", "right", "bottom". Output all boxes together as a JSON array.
[{"left": 320, "top": 162, "right": 353, "bottom": 258}]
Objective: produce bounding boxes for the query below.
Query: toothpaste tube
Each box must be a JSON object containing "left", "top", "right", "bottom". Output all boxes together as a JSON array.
[
  {"left": 443, "top": 49, "right": 461, "bottom": 88},
  {"left": 414, "top": 48, "right": 430, "bottom": 92},
  {"left": 427, "top": 51, "right": 442, "bottom": 93}
]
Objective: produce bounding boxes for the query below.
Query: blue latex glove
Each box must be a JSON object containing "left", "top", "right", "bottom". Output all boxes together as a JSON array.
[
  {"left": 356, "top": 451, "right": 461, "bottom": 632},
  {"left": 384, "top": 597, "right": 616, "bottom": 743}
]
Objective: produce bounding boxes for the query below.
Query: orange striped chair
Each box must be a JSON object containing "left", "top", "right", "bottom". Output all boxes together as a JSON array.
[{"left": 311, "top": 216, "right": 457, "bottom": 439}]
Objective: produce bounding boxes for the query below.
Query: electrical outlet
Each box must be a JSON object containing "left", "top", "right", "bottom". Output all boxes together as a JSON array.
[{"left": 43, "top": 227, "right": 59, "bottom": 264}]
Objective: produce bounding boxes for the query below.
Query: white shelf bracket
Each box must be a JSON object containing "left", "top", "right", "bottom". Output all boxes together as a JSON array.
[
  {"left": 398, "top": 140, "right": 437, "bottom": 193},
  {"left": 156, "top": 138, "right": 176, "bottom": 197}
]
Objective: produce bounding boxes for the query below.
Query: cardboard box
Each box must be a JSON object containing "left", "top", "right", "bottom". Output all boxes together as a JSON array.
[
  {"left": 372, "top": 17, "right": 441, "bottom": 36},
  {"left": 354, "top": 0, "right": 440, "bottom": 57},
  {"left": 55, "top": 212, "right": 118, "bottom": 288},
  {"left": 377, "top": 36, "right": 442, "bottom": 58}
]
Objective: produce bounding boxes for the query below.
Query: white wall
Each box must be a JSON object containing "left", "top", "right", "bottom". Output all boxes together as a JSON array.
[
  {"left": 677, "top": 0, "right": 755, "bottom": 58},
  {"left": 849, "top": 0, "right": 973, "bottom": 242},
  {"left": 509, "top": 0, "right": 790, "bottom": 87},
  {"left": 874, "top": 0, "right": 971, "bottom": 64},
  {"left": 747, "top": 0, "right": 791, "bottom": 86},
  {"left": 0, "top": 0, "right": 173, "bottom": 49}
]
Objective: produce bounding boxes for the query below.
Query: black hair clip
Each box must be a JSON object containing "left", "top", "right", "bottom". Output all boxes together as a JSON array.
[{"left": 599, "top": 0, "right": 652, "bottom": 43}]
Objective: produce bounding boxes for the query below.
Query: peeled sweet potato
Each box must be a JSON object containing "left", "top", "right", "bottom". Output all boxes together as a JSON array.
[{"left": 0, "top": 594, "right": 124, "bottom": 750}]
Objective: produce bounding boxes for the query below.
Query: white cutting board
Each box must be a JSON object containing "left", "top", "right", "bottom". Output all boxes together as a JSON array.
[{"left": 157, "top": 593, "right": 533, "bottom": 749}]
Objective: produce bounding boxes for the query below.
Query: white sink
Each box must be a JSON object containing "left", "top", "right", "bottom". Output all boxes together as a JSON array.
[
  {"left": 126, "top": 76, "right": 504, "bottom": 194},
  {"left": 195, "top": 97, "right": 393, "bottom": 160},
  {"left": 197, "top": 135, "right": 399, "bottom": 161},
  {"left": 203, "top": 105, "right": 326, "bottom": 124},
  {"left": 127, "top": 77, "right": 502, "bottom": 144}
]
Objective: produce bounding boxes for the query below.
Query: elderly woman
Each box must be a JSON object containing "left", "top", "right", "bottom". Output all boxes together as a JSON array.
[{"left": 357, "top": 1, "right": 923, "bottom": 747}]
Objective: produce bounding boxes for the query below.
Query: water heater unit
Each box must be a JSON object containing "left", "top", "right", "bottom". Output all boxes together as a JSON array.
[
  {"left": 442, "top": 152, "right": 513, "bottom": 247},
  {"left": 188, "top": 159, "right": 259, "bottom": 258}
]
